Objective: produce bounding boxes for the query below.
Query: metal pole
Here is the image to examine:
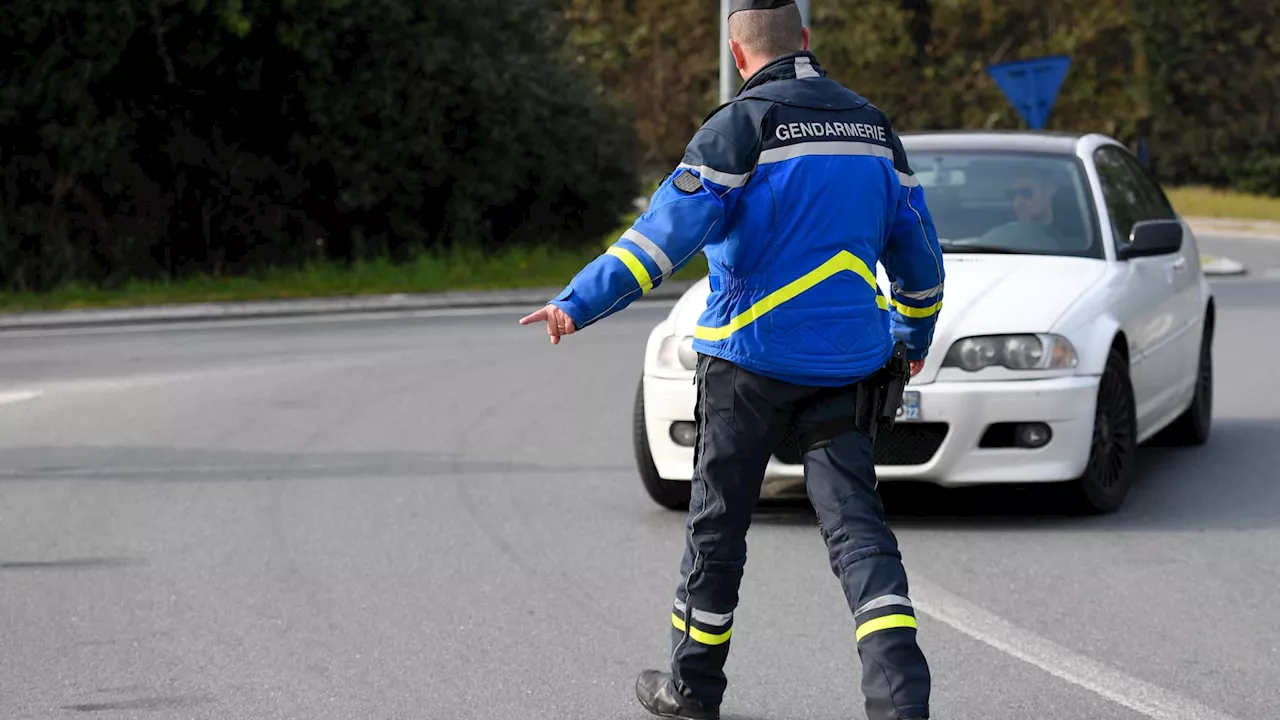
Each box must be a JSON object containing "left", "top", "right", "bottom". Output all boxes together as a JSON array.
[
  {"left": 720, "top": 0, "right": 733, "bottom": 104},
  {"left": 720, "top": 0, "right": 812, "bottom": 104}
]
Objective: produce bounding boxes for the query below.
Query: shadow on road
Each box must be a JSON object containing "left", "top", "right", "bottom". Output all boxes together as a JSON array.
[{"left": 750, "top": 417, "right": 1280, "bottom": 533}]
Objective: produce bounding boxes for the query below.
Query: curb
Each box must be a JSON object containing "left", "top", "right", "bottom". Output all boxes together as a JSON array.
[
  {"left": 1185, "top": 216, "right": 1280, "bottom": 277},
  {"left": 0, "top": 282, "right": 696, "bottom": 332},
  {"left": 1185, "top": 216, "right": 1280, "bottom": 242}
]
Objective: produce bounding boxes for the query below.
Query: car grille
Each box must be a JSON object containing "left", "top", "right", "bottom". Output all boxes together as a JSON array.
[{"left": 773, "top": 423, "right": 949, "bottom": 466}]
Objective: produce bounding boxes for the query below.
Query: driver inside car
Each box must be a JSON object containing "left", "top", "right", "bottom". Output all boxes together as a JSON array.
[
  {"left": 972, "top": 166, "right": 1080, "bottom": 253},
  {"left": 1008, "top": 168, "right": 1059, "bottom": 226}
]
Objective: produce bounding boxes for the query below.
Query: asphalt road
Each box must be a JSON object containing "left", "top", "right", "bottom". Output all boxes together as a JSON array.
[{"left": 2, "top": 277, "right": 1279, "bottom": 720}]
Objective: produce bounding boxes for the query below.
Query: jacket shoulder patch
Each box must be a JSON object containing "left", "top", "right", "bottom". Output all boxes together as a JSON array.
[{"left": 673, "top": 169, "right": 703, "bottom": 194}]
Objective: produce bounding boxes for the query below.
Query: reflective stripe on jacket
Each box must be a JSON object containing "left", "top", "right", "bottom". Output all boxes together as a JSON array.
[{"left": 549, "top": 51, "right": 945, "bottom": 387}]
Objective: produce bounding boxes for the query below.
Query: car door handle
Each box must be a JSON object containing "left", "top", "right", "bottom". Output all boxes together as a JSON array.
[{"left": 1172, "top": 256, "right": 1187, "bottom": 273}]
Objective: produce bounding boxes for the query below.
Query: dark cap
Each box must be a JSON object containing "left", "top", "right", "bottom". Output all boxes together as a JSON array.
[{"left": 729, "top": 0, "right": 796, "bottom": 16}]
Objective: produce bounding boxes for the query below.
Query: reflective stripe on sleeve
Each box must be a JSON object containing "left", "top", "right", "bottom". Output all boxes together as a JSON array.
[
  {"left": 891, "top": 298, "right": 943, "bottom": 318},
  {"left": 694, "top": 250, "right": 888, "bottom": 342},
  {"left": 676, "top": 163, "right": 751, "bottom": 189},
  {"left": 605, "top": 246, "right": 654, "bottom": 293},
  {"left": 892, "top": 282, "right": 944, "bottom": 318},
  {"left": 622, "top": 228, "right": 674, "bottom": 279},
  {"left": 898, "top": 171, "right": 920, "bottom": 187},
  {"left": 894, "top": 283, "right": 943, "bottom": 300}
]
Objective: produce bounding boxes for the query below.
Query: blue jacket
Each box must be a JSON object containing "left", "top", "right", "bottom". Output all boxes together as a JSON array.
[{"left": 549, "top": 51, "right": 945, "bottom": 387}]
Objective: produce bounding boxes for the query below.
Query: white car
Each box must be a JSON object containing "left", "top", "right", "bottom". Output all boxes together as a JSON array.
[{"left": 633, "top": 130, "right": 1214, "bottom": 514}]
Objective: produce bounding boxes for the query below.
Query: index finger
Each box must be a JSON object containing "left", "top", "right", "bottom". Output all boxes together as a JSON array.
[{"left": 519, "top": 307, "right": 550, "bottom": 325}]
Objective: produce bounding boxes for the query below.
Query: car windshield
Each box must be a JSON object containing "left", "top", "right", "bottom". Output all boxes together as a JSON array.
[{"left": 907, "top": 151, "right": 1101, "bottom": 259}]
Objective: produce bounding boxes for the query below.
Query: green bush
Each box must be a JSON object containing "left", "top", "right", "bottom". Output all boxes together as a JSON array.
[{"left": 0, "top": 0, "right": 640, "bottom": 293}]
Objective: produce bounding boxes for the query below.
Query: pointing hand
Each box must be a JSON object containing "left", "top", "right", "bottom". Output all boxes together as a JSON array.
[{"left": 519, "top": 304, "right": 577, "bottom": 345}]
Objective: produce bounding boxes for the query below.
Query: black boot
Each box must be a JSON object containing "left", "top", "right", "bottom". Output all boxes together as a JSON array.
[{"left": 634, "top": 670, "right": 719, "bottom": 720}]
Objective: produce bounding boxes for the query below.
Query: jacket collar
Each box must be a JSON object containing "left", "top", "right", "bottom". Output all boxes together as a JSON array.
[{"left": 736, "top": 51, "right": 826, "bottom": 95}]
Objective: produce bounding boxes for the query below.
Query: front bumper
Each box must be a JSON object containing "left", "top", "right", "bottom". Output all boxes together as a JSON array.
[{"left": 641, "top": 371, "right": 1100, "bottom": 493}]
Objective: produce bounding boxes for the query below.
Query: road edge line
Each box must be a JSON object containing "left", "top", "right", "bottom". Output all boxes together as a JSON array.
[{"left": 910, "top": 577, "right": 1243, "bottom": 720}]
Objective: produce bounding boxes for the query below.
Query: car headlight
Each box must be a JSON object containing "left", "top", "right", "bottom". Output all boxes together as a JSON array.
[
  {"left": 942, "top": 334, "right": 1078, "bottom": 371},
  {"left": 657, "top": 335, "right": 697, "bottom": 371}
]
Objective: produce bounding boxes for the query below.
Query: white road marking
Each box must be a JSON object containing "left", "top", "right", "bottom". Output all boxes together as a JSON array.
[
  {"left": 911, "top": 578, "right": 1242, "bottom": 720},
  {"left": 5, "top": 358, "right": 366, "bottom": 398},
  {"left": 0, "top": 390, "right": 42, "bottom": 406},
  {"left": 33, "top": 371, "right": 204, "bottom": 394}
]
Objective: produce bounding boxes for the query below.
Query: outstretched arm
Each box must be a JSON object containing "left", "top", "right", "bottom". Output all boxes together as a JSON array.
[
  {"left": 881, "top": 129, "right": 945, "bottom": 362},
  {"left": 530, "top": 104, "right": 762, "bottom": 337}
]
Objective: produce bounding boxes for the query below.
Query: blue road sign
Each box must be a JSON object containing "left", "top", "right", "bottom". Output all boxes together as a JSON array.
[{"left": 986, "top": 55, "right": 1071, "bottom": 130}]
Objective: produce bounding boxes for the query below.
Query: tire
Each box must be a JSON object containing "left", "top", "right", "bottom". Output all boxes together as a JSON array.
[
  {"left": 633, "top": 375, "right": 691, "bottom": 510},
  {"left": 1067, "top": 346, "right": 1138, "bottom": 514},
  {"left": 1153, "top": 318, "right": 1213, "bottom": 446}
]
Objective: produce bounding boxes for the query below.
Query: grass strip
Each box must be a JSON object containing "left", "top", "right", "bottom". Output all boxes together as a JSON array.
[
  {"left": 0, "top": 233, "right": 709, "bottom": 313},
  {"left": 1165, "top": 186, "right": 1280, "bottom": 222}
]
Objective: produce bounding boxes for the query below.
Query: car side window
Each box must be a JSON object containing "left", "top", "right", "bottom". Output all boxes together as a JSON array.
[
  {"left": 1094, "top": 145, "right": 1171, "bottom": 249},
  {"left": 1093, "top": 147, "right": 1143, "bottom": 246},
  {"left": 1116, "top": 150, "right": 1177, "bottom": 222}
]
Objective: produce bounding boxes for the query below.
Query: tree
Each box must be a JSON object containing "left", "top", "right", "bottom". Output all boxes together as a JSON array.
[
  {"left": 563, "top": 0, "right": 1277, "bottom": 196},
  {"left": 0, "top": 0, "right": 640, "bottom": 292},
  {"left": 563, "top": 0, "right": 719, "bottom": 177}
]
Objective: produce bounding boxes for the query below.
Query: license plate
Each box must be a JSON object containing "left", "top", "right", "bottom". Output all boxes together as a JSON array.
[{"left": 897, "top": 391, "right": 921, "bottom": 421}]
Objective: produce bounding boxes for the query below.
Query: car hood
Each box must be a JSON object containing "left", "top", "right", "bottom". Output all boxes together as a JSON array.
[{"left": 666, "top": 253, "right": 1108, "bottom": 384}]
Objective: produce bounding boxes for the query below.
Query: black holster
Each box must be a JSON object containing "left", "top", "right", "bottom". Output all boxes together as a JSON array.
[
  {"left": 856, "top": 341, "right": 910, "bottom": 444},
  {"left": 798, "top": 341, "right": 911, "bottom": 452}
]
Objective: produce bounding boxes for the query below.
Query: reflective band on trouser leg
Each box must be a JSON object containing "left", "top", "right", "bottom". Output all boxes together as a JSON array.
[
  {"left": 672, "top": 598, "right": 733, "bottom": 646},
  {"left": 855, "top": 613, "right": 917, "bottom": 641},
  {"left": 694, "top": 250, "right": 888, "bottom": 342},
  {"left": 854, "top": 593, "right": 917, "bottom": 642},
  {"left": 606, "top": 246, "right": 654, "bottom": 293}
]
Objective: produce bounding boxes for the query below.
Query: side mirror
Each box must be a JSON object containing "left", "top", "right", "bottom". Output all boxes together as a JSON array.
[{"left": 1118, "top": 219, "right": 1183, "bottom": 260}]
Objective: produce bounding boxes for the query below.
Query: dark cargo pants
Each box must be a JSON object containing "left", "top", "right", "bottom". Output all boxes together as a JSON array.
[{"left": 669, "top": 354, "right": 931, "bottom": 720}]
